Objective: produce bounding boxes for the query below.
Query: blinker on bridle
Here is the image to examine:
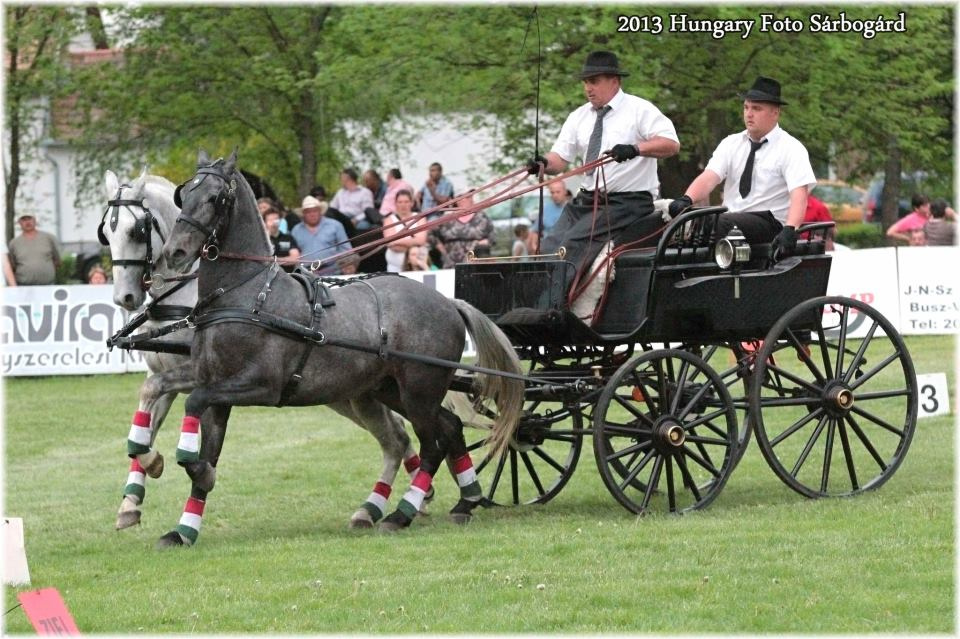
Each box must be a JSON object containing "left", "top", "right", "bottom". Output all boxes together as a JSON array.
[{"left": 173, "top": 164, "right": 238, "bottom": 257}]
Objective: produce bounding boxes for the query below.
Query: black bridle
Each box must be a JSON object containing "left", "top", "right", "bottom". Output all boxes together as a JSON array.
[
  {"left": 172, "top": 163, "right": 238, "bottom": 253},
  {"left": 98, "top": 185, "right": 167, "bottom": 287}
]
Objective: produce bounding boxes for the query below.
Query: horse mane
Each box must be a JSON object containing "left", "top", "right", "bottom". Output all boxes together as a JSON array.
[{"left": 143, "top": 174, "right": 177, "bottom": 190}]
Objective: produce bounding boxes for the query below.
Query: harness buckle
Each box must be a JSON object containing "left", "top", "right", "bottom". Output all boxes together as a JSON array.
[
  {"left": 378, "top": 328, "right": 388, "bottom": 360},
  {"left": 202, "top": 244, "right": 220, "bottom": 261}
]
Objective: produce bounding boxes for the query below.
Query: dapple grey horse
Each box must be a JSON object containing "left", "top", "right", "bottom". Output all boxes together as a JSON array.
[
  {"left": 150, "top": 150, "right": 523, "bottom": 546},
  {"left": 100, "top": 168, "right": 428, "bottom": 533}
]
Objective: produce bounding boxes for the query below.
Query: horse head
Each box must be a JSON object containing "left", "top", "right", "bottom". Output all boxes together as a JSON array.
[
  {"left": 159, "top": 149, "right": 268, "bottom": 284},
  {"left": 160, "top": 149, "right": 244, "bottom": 276},
  {"left": 101, "top": 167, "right": 177, "bottom": 310}
]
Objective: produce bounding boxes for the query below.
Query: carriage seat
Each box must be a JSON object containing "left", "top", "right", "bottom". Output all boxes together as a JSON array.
[{"left": 613, "top": 237, "right": 825, "bottom": 270}]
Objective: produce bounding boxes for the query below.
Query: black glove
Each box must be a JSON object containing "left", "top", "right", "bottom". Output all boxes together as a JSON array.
[
  {"left": 526, "top": 155, "right": 547, "bottom": 175},
  {"left": 668, "top": 195, "right": 693, "bottom": 218},
  {"left": 607, "top": 144, "right": 640, "bottom": 163},
  {"left": 771, "top": 225, "right": 797, "bottom": 257}
]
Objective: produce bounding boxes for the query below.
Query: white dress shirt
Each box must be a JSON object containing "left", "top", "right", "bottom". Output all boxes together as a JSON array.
[
  {"left": 705, "top": 124, "right": 816, "bottom": 223},
  {"left": 551, "top": 89, "right": 679, "bottom": 194}
]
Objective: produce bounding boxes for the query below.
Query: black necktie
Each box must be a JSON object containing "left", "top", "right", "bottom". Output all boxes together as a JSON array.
[
  {"left": 739, "top": 138, "right": 768, "bottom": 198},
  {"left": 585, "top": 105, "right": 612, "bottom": 175}
]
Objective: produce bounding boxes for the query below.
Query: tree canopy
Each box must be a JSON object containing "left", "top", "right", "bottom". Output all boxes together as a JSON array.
[{"left": 9, "top": 4, "right": 954, "bottom": 228}]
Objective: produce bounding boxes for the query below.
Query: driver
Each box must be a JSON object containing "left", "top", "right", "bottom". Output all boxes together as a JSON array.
[{"left": 526, "top": 50, "right": 680, "bottom": 294}]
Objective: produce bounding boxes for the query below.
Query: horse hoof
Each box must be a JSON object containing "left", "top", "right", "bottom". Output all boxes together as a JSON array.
[
  {"left": 115, "top": 510, "right": 142, "bottom": 530},
  {"left": 140, "top": 451, "right": 164, "bottom": 478},
  {"left": 449, "top": 512, "right": 473, "bottom": 526},
  {"left": 379, "top": 511, "right": 412, "bottom": 533},
  {"left": 155, "top": 531, "right": 188, "bottom": 549},
  {"left": 349, "top": 510, "right": 375, "bottom": 530}
]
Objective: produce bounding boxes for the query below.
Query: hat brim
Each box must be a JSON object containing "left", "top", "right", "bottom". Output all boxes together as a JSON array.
[
  {"left": 739, "top": 90, "right": 788, "bottom": 105},
  {"left": 579, "top": 67, "right": 630, "bottom": 80}
]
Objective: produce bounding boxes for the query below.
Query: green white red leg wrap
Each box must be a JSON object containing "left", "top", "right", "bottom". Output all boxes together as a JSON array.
[
  {"left": 452, "top": 453, "right": 482, "bottom": 500},
  {"left": 361, "top": 481, "right": 392, "bottom": 522},
  {"left": 127, "top": 410, "right": 152, "bottom": 456},
  {"left": 174, "top": 496, "right": 205, "bottom": 545},
  {"left": 176, "top": 415, "right": 201, "bottom": 464},
  {"left": 123, "top": 458, "right": 146, "bottom": 503},
  {"left": 397, "top": 470, "right": 433, "bottom": 519}
]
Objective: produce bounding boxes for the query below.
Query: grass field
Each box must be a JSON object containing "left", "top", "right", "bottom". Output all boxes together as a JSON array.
[{"left": 2, "top": 335, "right": 955, "bottom": 633}]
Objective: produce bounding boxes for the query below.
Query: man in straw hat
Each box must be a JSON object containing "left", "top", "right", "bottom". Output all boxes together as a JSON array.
[
  {"left": 291, "top": 195, "right": 349, "bottom": 275},
  {"left": 526, "top": 50, "right": 680, "bottom": 292},
  {"left": 669, "top": 76, "right": 816, "bottom": 256}
]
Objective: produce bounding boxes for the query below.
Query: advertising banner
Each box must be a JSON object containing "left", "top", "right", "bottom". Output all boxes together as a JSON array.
[
  {"left": 1, "top": 248, "right": 956, "bottom": 377},
  {"left": 895, "top": 247, "right": 960, "bottom": 335}
]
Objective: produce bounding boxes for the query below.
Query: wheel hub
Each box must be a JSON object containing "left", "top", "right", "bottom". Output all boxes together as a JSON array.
[
  {"left": 652, "top": 417, "right": 686, "bottom": 453},
  {"left": 823, "top": 382, "right": 855, "bottom": 416}
]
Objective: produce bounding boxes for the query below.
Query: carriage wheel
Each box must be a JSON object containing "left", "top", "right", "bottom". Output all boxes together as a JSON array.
[
  {"left": 593, "top": 349, "right": 738, "bottom": 515},
  {"left": 456, "top": 393, "right": 584, "bottom": 506},
  {"left": 751, "top": 296, "right": 917, "bottom": 498},
  {"left": 694, "top": 342, "right": 755, "bottom": 465}
]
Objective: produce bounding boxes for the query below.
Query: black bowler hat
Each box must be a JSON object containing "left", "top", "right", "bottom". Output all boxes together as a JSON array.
[
  {"left": 579, "top": 51, "right": 630, "bottom": 79},
  {"left": 739, "top": 76, "right": 788, "bottom": 105}
]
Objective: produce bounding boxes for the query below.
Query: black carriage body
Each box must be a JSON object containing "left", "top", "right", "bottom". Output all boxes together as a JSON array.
[{"left": 455, "top": 245, "right": 831, "bottom": 346}]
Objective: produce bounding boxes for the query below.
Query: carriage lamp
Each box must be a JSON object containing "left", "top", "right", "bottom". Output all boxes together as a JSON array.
[{"left": 715, "top": 226, "right": 751, "bottom": 270}]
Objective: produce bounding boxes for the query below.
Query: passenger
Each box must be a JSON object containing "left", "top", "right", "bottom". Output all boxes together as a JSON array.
[
  {"left": 669, "top": 76, "right": 816, "bottom": 256},
  {"left": 526, "top": 50, "right": 680, "bottom": 293}
]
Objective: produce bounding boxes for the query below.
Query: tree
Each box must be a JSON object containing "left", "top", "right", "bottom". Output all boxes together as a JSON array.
[{"left": 3, "top": 6, "right": 80, "bottom": 242}]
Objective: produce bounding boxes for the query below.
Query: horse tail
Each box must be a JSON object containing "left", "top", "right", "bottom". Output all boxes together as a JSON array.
[{"left": 452, "top": 299, "right": 525, "bottom": 459}]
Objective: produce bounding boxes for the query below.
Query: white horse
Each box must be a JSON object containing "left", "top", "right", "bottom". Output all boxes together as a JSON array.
[{"left": 102, "top": 169, "right": 424, "bottom": 531}]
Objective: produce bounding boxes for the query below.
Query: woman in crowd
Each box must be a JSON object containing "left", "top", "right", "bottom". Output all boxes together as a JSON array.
[
  {"left": 381, "top": 190, "right": 427, "bottom": 273},
  {"left": 428, "top": 190, "right": 493, "bottom": 269}
]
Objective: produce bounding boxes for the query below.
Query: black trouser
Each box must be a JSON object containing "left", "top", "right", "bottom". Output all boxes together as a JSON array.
[
  {"left": 542, "top": 190, "right": 656, "bottom": 291},
  {"left": 714, "top": 210, "right": 782, "bottom": 244}
]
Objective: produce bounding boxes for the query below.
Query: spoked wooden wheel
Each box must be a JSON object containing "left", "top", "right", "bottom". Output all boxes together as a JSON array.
[
  {"left": 454, "top": 392, "right": 585, "bottom": 506},
  {"left": 693, "top": 342, "right": 755, "bottom": 466},
  {"left": 751, "top": 296, "right": 918, "bottom": 498},
  {"left": 593, "top": 349, "right": 738, "bottom": 515}
]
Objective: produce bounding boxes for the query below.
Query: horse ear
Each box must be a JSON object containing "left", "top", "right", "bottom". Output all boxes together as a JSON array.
[
  {"left": 198, "top": 149, "right": 211, "bottom": 167},
  {"left": 130, "top": 167, "right": 148, "bottom": 198},
  {"left": 104, "top": 170, "right": 119, "bottom": 197},
  {"left": 223, "top": 148, "right": 238, "bottom": 174}
]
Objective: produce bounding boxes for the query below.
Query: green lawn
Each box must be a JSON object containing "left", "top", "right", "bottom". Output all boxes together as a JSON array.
[{"left": 2, "top": 335, "right": 954, "bottom": 633}]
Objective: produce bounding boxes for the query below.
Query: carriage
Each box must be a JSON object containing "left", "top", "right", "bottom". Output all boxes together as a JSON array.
[
  {"left": 110, "top": 155, "right": 919, "bottom": 544},
  {"left": 449, "top": 206, "right": 918, "bottom": 515}
]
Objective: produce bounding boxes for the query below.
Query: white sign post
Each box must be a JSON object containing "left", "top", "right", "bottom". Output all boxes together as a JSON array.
[{"left": 915, "top": 373, "right": 951, "bottom": 418}]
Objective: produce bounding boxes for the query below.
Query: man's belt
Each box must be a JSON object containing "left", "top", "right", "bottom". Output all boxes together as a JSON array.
[{"left": 577, "top": 188, "right": 651, "bottom": 198}]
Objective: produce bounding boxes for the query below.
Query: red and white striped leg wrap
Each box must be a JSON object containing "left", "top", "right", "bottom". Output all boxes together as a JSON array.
[
  {"left": 176, "top": 415, "right": 200, "bottom": 464},
  {"left": 361, "top": 481, "right": 392, "bottom": 521},
  {"left": 174, "top": 497, "right": 205, "bottom": 545},
  {"left": 127, "top": 410, "right": 152, "bottom": 456},
  {"left": 397, "top": 470, "right": 433, "bottom": 519},
  {"left": 452, "top": 454, "right": 482, "bottom": 499},
  {"left": 123, "top": 458, "right": 146, "bottom": 503}
]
